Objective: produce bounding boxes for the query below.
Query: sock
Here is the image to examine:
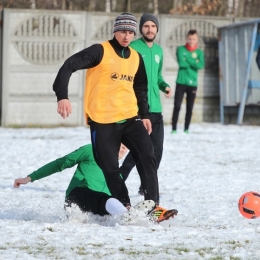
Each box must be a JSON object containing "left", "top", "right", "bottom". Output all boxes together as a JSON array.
[{"left": 105, "top": 198, "right": 128, "bottom": 215}]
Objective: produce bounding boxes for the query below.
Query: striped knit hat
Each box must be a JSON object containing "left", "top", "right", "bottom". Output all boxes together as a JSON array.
[{"left": 113, "top": 13, "right": 137, "bottom": 35}]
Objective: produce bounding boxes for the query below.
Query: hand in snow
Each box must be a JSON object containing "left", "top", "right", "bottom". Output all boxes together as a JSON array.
[{"left": 14, "top": 177, "right": 31, "bottom": 188}]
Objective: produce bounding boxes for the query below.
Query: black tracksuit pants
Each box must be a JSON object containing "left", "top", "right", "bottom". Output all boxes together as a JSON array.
[
  {"left": 90, "top": 116, "right": 159, "bottom": 205},
  {"left": 65, "top": 187, "right": 112, "bottom": 216},
  {"left": 120, "top": 113, "right": 164, "bottom": 182},
  {"left": 171, "top": 84, "right": 197, "bottom": 131}
]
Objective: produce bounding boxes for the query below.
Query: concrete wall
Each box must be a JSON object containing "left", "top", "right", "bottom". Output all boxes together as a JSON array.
[
  {"left": 1, "top": 9, "right": 236, "bottom": 127},
  {"left": 1, "top": 9, "right": 86, "bottom": 126},
  {"left": 0, "top": 9, "right": 2, "bottom": 126}
]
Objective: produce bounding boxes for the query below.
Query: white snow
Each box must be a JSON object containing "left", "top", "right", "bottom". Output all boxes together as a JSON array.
[{"left": 1, "top": 123, "right": 260, "bottom": 259}]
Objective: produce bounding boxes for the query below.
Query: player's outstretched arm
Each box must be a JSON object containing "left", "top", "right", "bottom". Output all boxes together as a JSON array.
[{"left": 14, "top": 177, "right": 31, "bottom": 188}]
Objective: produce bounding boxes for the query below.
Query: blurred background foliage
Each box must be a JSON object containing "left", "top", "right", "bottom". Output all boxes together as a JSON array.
[{"left": 0, "top": 0, "right": 259, "bottom": 17}]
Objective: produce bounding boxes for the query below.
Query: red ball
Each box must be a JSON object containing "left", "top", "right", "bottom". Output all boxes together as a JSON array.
[{"left": 238, "top": 191, "right": 260, "bottom": 219}]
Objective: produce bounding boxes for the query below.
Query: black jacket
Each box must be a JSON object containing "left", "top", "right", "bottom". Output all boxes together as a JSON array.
[{"left": 53, "top": 37, "right": 149, "bottom": 119}]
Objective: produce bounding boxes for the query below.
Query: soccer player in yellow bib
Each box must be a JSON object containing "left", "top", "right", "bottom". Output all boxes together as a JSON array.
[{"left": 53, "top": 13, "right": 159, "bottom": 208}]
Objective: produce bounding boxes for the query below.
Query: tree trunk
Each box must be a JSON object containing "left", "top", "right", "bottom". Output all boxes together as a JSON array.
[
  {"left": 125, "top": 0, "right": 131, "bottom": 12},
  {"left": 195, "top": 0, "right": 202, "bottom": 6},
  {"left": 173, "top": 0, "right": 182, "bottom": 14},
  {"left": 53, "top": 0, "right": 58, "bottom": 8},
  {"left": 69, "top": 1, "right": 73, "bottom": 10},
  {"left": 112, "top": 0, "right": 117, "bottom": 11},
  {"left": 238, "top": 0, "right": 245, "bottom": 17},
  {"left": 89, "top": 0, "right": 96, "bottom": 11},
  {"left": 218, "top": 0, "right": 226, "bottom": 16},
  {"left": 234, "top": 0, "right": 240, "bottom": 16},
  {"left": 105, "top": 0, "right": 111, "bottom": 12},
  {"left": 30, "top": 0, "right": 36, "bottom": 9},
  {"left": 61, "top": 0, "right": 66, "bottom": 10},
  {"left": 154, "top": 0, "right": 158, "bottom": 15}
]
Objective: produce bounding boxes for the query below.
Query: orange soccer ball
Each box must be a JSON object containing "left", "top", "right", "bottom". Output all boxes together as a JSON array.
[{"left": 238, "top": 191, "right": 260, "bottom": 219}]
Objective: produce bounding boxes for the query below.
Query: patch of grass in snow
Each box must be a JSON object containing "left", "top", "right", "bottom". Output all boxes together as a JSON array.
[
  {"left": 16, "top": 244, "right": 57, "bottom": 258},
  {"left": 118, "top": 246, "right": 160, "bottom": 256},
  {"left": 174, "top": 247, "right": 190, "bottom": 255},
  {"left": 195, "top": 247, "right": 214, "bottom": 257},
  {"left": 76, "top": 251, "right": 88, "bottom": 256},
  {"left": 223, "top": 240, "right": 243, "bottom": 250},
  {"left": 225, "top": 240, "right": 239, "bottom": 245},
  {"left": 208, "top": 256, "right": 241, "bottom": 260},
  {"left": 30, "top": 246, "right": 56, "bottom": 257},
  {"left": 46, "top": 246, "right": 56, "bottom": 254},
  {"left": 72, "top": 246, "right": 89, "bottom": 256},
  {"left": 118, "top": 247, "right": 140, "bottom": 256},
  {"left": 19, "top": 246, "right": 30, "bottom": 251},
  {"left": 0, "top": 241, "right": 61, "bottom": 259},
  {"left": 44, "top": 227, "right": 54, "bottom": 232},
  {"left": 70, "top": 243, "right": 104, "bottom": 255},
  {"left": 88, "top": 243, "right": 103, "bottom": 247}
]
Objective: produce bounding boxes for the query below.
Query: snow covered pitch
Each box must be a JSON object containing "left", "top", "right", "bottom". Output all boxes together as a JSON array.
[{"left": 1, "top": 123, "right": 260, "bottom": 259}]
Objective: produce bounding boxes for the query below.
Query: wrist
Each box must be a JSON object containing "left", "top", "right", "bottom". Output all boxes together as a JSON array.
[{"left": 140, "top": 114, "right": 150, "bottom": 120}]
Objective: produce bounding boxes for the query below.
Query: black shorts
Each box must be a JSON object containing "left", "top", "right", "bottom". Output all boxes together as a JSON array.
[{"left": 65, "top": 187, "right": 112, "bottom": 216}]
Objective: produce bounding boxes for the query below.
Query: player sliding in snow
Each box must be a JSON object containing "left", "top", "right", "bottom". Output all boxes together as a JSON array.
[{"left": 13, "top": 144, "right": 177, "bottom": 223}]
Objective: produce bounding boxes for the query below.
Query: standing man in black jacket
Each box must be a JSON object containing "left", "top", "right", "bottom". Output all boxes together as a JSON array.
[{"left": 52, "top": 13, "right": 160, "bottom": 208}]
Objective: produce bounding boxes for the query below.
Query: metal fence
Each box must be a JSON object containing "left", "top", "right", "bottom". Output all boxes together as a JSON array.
[{"left": 218, "top": 19, "right": 260, "bottom": 124}]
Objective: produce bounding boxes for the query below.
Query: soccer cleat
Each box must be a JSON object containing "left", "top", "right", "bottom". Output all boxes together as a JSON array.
[
  {"left": 184, "top": 129, "right": 189, "bottom": 134},
  {"left": 134, "top": 200, "right": 156, "bottom": 213},
  {"left": 149, "top": 205, "right": 178, "bottom": 223},
  {"left": 120, "top": 200, "right": 155, "bottom": 225},
  {"left": 171, "top": 130, "right": 177, "bottom": 134}
]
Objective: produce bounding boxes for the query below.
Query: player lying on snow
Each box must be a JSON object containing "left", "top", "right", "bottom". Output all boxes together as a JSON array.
[{"left": 13, "top": 144, "right": 177, "bottom": 223}]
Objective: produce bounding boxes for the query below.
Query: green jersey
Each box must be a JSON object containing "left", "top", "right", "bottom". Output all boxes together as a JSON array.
[
  {"left": 130, "top": 38, "right": 170, "bottom": 113},
  {"left": 28, "top": 144, "right": 111, "bottom": 198},
  {"left": 176, "top": 46, "right": 204, "bottom": 87}
]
